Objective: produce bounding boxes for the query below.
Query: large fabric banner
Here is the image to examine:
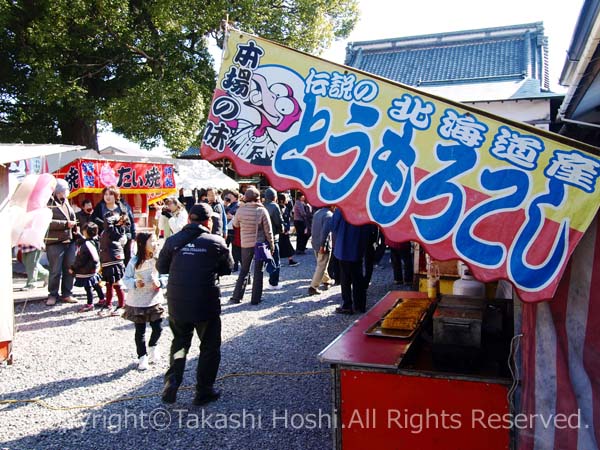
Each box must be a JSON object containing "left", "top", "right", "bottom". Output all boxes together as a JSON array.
[
  {"left": 54, "top": 158, "right": 177, "bottom": 199},
  {"left": 200, "top": 30, "right": 600, "bottom": 302}
]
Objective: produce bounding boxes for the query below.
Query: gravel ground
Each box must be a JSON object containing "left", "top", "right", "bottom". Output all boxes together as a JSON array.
[{"left": 1, "top": 243, "right": 399, "bottom": 450}]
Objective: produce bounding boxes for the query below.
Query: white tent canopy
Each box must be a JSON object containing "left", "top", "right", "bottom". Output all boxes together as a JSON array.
[
  {"left": 174, "top": 159, "right": 238, "bottom": 191},
  {"left": 0, "top": 143, "right": 85, "bottom": 165}
]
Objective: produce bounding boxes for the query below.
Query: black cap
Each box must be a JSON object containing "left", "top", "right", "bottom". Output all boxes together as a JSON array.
[{"left": 189, "top": 203, "right": 212, "bottom": 222}]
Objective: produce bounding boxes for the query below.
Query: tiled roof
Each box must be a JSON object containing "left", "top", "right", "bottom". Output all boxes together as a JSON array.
[
  {"left": 179, "top": 146, "right": 201, "bottom": 158},
  {"left": 346, "top": 22, "right": 550, "bottom": 93}
]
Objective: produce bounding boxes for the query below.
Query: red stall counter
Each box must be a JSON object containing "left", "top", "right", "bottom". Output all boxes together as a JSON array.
[{"left": 319, "top": 291, "right": 511, "bottom": 450}]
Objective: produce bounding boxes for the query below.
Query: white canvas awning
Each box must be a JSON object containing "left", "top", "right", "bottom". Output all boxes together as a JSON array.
[
  {"left": 174, "top": 160, "right": 239, "bottom": 191},
  {"left": 0, "top": 144, "right": 85, "bottom": 165}
]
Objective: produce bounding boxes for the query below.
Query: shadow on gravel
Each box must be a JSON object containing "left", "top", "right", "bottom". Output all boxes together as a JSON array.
[
  {"left": 3, "top": 311, "right": 345, "bottom": 450},
  {"left": 14, "top": 305, "right": 131, "bottom": 333},
  {"left": 15, "top": 304, "right": 85, "bottom": 323},
  {"left": 218, "top": 278, "right": 324, "bottom": 317},
  {"left": 1, "top": 366, "right": 132, "bottom": 413},
  {"left": 4, "top": 263, "right": 397, "bottom": 450},
  {"left": 2, "top": 291, "right": 359, "bottom": 450}
]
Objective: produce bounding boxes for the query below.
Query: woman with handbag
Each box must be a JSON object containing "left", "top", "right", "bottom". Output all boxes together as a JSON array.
[{"left": 228, "top": 187, "right": 274, "bottom": 306}]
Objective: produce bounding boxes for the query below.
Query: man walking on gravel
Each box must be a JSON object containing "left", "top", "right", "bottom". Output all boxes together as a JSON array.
[{"left": 157, "top": 203, "right": 233, "bottom": 405}]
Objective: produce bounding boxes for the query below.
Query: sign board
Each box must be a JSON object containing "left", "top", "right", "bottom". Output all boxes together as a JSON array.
[
  {"left": 200, "top": 30, "right": 600, "bottom": 302},
  {"left": 54, "top": 158, "right": 177, "bottom": 201}
]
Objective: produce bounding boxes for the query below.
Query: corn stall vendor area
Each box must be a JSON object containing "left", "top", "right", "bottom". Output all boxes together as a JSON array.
[
  {"left": 199, "top": 30, "right": 600, "bottom": 449},
  {"left": 318, "top": 286, "right": 514, "bottom": 450}
]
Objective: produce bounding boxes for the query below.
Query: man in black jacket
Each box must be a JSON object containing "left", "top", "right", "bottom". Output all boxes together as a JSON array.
[{"left": 157, "top": 203, "right": 233, "bottom": 405}]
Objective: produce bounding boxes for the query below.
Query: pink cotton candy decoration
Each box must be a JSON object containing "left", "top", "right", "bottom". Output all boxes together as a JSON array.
[
  {"left": 99, "top": 162, "right": 118, "bottom": 187},
  {"left": 9, "top": 174, "right": 57, "bottom": 248}
]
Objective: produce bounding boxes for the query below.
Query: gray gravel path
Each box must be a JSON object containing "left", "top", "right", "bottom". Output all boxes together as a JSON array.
[{"left": 2, "top": 245, "right": 397, "bottom": 450}]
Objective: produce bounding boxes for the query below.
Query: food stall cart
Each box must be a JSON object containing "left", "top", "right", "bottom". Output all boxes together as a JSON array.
[
  {"left": 199, "top": 30, "right": 600, "bottom": 449},
  {"left": 318, "top": 289, "right": 514, "bottom": 450},
  {"left": 47, "top": 149, "right": 177, "bottom": 229}
]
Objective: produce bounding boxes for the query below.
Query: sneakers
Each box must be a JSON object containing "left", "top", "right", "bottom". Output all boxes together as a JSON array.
[
  {"left": 288, "top": 260, "right": 300, "bottom": 267},
  {"left": 110, "top": 307, "right": 123, "bottom": 317},
  {"left": 148, "top": 346, "right": 160, "bottom": 365},
  {"left": 95, "top": 300, "right": 107, "bottom": 308},
  {"left": 61, "top": 296, "right": 78, "bottom": 304},
  {"left": 46, "top": 295, "right": 57, "bottom": 306},
  {"left": 78, "top": 304, "right": 94, "bottom": 313},
  {"left": 138, "top": 355, "right": 149, "bottom": 371},
  {"left": 265, "top": 283, "right": 279, "bottom": 290},
  {"left": 307, "top": 287, "right": 321, "bottom": 296},
  {"left": 192, "top": 388, "right": 221, "bottom": 406}
]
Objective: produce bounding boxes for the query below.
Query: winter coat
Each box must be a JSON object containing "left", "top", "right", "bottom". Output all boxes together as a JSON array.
[
  {"left": 280, "top": 202, "right": 293, "bottom": 233},
  {"left": 123, "top": 256, "right": 164, "bottom": 308},
  {"left": 45, "top": 196, "right": 76, "bottom": 246},
  {"left": 209, "top": 201, "right": 225, "bottom": 237},
  {"left": 76, "top": 210, "right": 94, "bottom": 232},
  {"left": 168, "top": 208, "right": 188, "bottom": 234},
  {"left": 71, "top": 238, "right": 100, "bottom": 276},
  {"left": 331, "top": 209, "right": 370, "bottom": 262},
  {"left": 210, "top": 201, "right": 227, "bottom": 238},
  {"left": 232, "top": 202, "right": 274, "bottom": 249},
  {"left": 156, "top": 223, "right": 233, "bottom": 321},
  {"left": 311, "top": 207, "right": 333, "bottom": 252},
  {"left": 99, "top": 216, "right": 127, "bottom": 264},
  {"left": 264, "top": 200, "right": 283, "bottom": 242},
  {"left": 91, "top": 200, "right": 136, "bottom": 240},
  {"left": 293, "top": 199, "right": 311, "bottom": 224}
]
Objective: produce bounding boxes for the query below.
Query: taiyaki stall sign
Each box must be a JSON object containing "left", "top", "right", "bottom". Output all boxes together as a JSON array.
[
  {"left": 200, "top": 30, "right": 600, "bottom": 302},
  {"left": 54, "top": 158, "right": 177, "bottom": 197}
]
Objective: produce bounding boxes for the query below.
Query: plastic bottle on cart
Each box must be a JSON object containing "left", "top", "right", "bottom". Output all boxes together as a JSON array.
[
  {"left": 426, "top": 256, "right": 440, "bottom": 299},
  {"left": 453, "top": 262, "right": 485, "bottom": 297}
]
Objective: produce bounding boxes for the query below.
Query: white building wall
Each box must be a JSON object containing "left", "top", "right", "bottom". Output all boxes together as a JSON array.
[{"left": 465, "top": 99, "right": 551, "bottom": 130}]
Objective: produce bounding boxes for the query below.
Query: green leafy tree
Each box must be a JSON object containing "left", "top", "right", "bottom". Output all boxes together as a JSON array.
[{"left": 0, "top": 0, "right": 358, "bottom": 154}]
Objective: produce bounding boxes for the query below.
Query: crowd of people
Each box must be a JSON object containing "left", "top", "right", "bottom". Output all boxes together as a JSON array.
[{"left": 19, "top": 180, "right": 416, "bottom": 405}]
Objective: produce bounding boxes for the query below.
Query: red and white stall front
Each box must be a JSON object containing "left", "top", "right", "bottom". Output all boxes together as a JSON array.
[{"left": 48, "top": 149, "right": 177, "bottom": 229}]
